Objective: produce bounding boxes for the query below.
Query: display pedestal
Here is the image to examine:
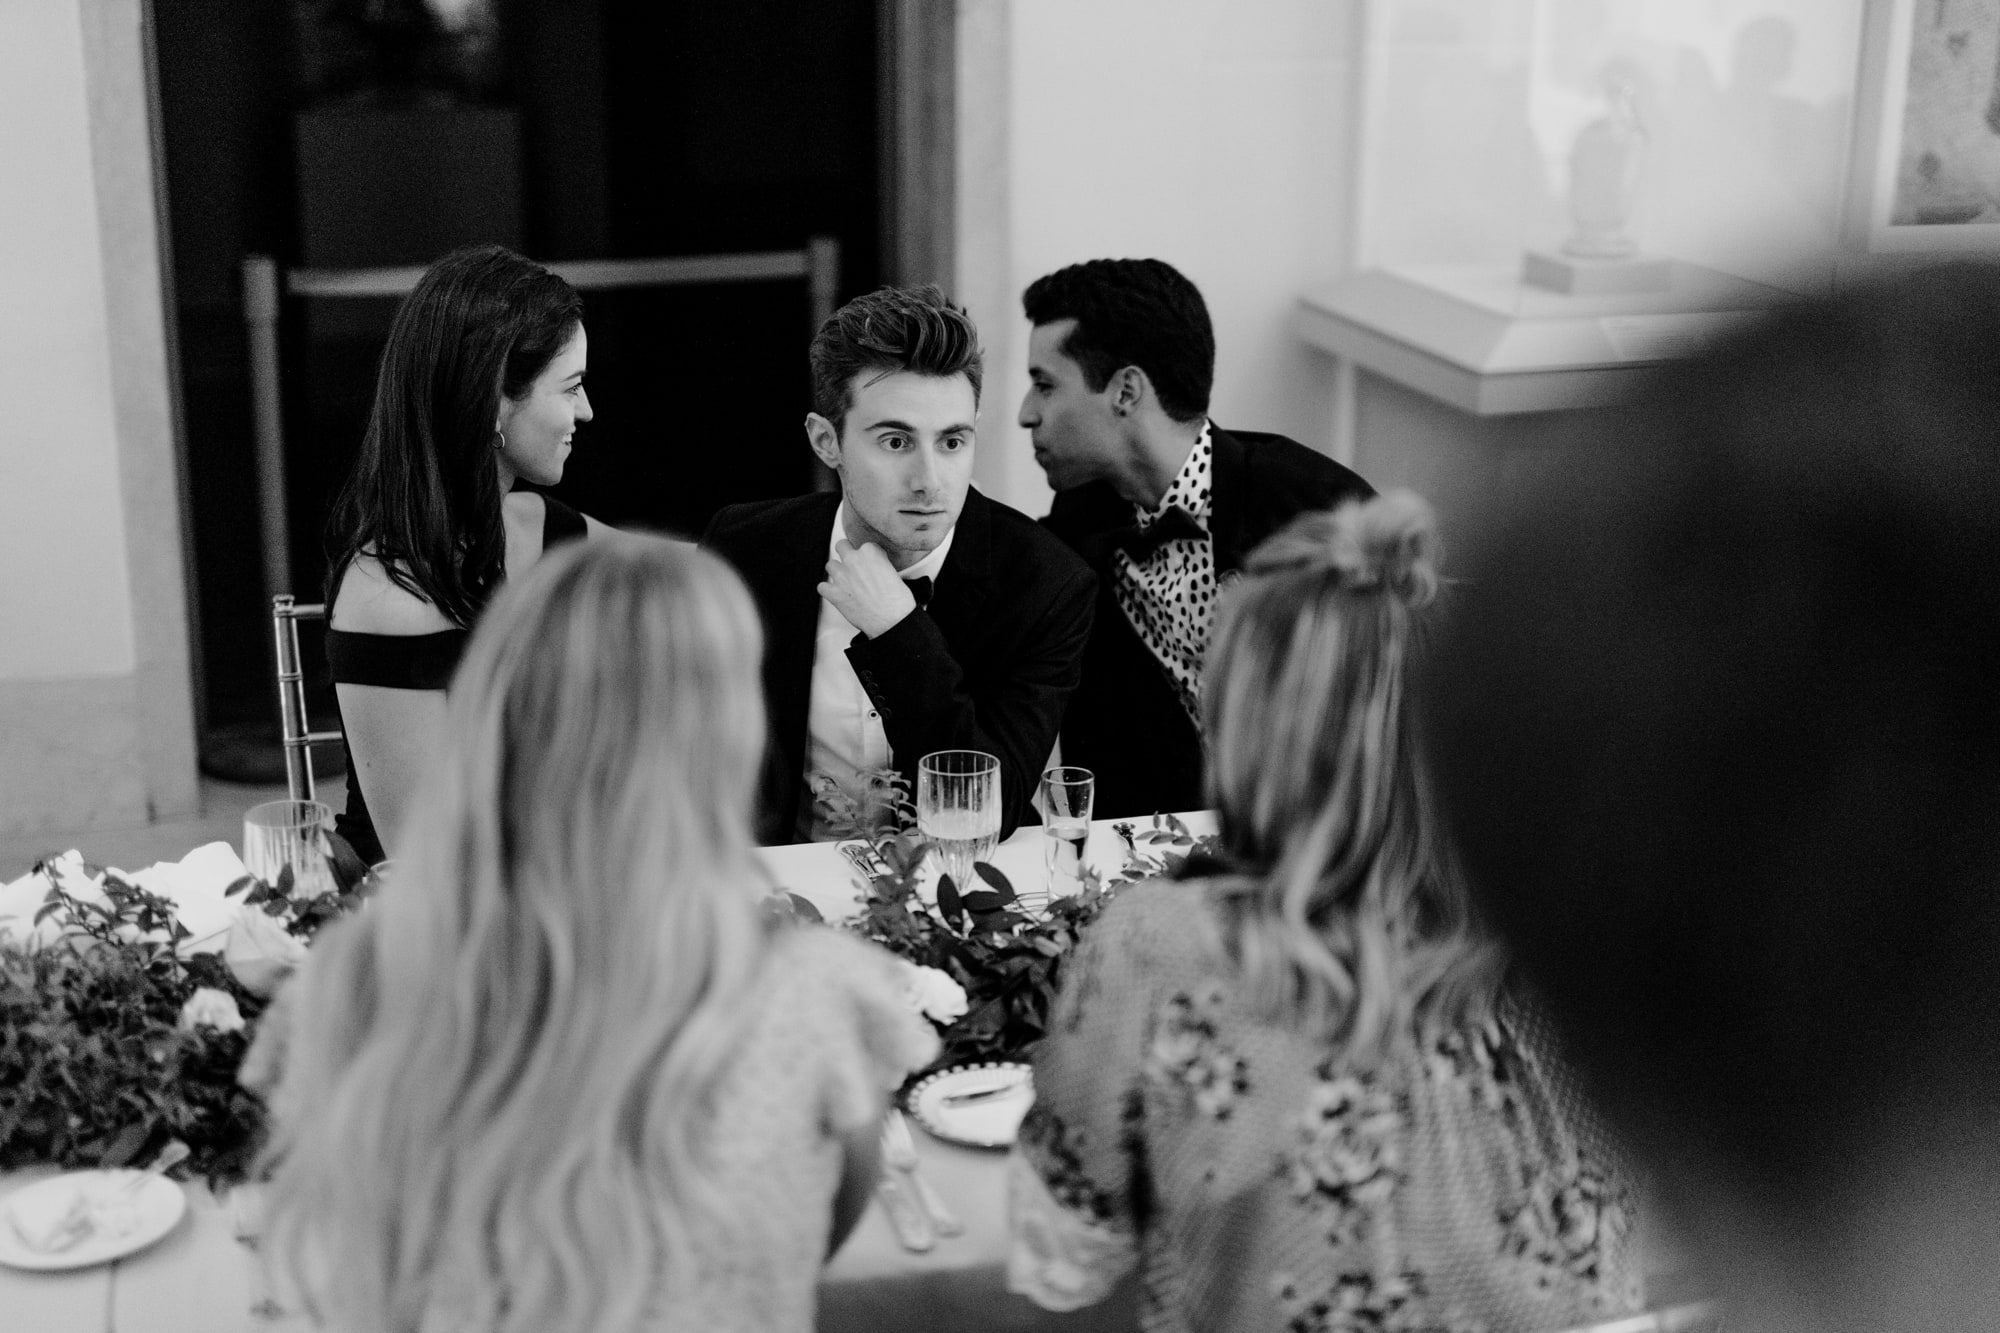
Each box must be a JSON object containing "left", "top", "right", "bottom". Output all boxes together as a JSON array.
[
  {"left": 1522, "top": 249, "right": 1673, "bottom": 296},
  {"left": 1294, "top": 263, "right": 1788, "bottom": 416}
]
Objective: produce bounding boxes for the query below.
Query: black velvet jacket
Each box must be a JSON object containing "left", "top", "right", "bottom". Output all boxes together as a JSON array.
[
  {"left": 704, "top": 487, "right": 1096, "bottom": 845},
  {"left": 1042, "top": 425, "right": 1373, "bottom": 820}
]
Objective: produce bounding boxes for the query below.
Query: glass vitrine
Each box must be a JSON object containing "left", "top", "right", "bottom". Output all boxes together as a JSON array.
[
  {"left": 1357, "top": 0, "right": 1865, "bottom": 308},
  {"left": 1300, "top": 0, "right": 1869, "bottom": 413}
]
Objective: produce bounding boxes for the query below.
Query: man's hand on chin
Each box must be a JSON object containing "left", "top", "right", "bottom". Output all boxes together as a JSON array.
[{"left": 821, "top": 539, "right": 919, "bottom": 638}]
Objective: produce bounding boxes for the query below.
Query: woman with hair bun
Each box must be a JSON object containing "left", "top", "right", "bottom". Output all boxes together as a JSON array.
[
  {"left": 1007, "top": 493, "right": 1642, "bottom": 1332},
  {"left": 325, "top": 243, "right": 612, "bottom": 865},
  {"left": 258, "top": 537, "right": 938, "bottom": 1333}
]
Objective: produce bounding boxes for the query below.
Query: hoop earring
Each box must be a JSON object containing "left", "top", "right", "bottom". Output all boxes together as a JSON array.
[{"left": 493, "top": 429, "right": 507, "bottom": 452}]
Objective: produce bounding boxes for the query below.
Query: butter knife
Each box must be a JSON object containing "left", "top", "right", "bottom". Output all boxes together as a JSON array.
[
  {"left": 875, "top": 1172, "right": 935, "bottom": 1253},
  {"left": 940, "top": 1078, "right": 1030, "bottom": 1107},
  {"left": 883, "top": 1109, "right": 964, "bottom": 1237}
]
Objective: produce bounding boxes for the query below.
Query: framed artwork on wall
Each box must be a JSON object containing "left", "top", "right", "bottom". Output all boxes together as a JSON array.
[{"left": 1856, "top": 0, "right": 2000, "bottom": 251}]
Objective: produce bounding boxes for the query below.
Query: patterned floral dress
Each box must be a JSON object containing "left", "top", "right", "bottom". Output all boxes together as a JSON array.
[{"left": 1008, "top": 879, "right": 1642, "bottom": 1333}]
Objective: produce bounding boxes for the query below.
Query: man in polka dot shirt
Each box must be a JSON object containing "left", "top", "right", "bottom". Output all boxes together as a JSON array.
[{"left": 1022, "top": 259, "right": 1373, "bottom": 819}]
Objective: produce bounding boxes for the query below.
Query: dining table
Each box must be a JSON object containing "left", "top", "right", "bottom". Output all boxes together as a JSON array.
[
  {"left": 0, "top": 809, "right": 1710, "bottom": 1333},
  {"left": 0, "top": 813, "right": 1198, "bottom": 1333}
]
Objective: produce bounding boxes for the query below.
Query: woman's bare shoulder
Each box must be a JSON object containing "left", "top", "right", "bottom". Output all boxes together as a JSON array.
[
  {"left": 501, "top": 489, "right": 546, "bottom": 530},
  {"left": 328, "top": 553, "right": 456, "bottom": 635}
]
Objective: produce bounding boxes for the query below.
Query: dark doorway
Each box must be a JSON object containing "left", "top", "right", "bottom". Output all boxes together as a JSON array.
[{"left": 153, "top": 0, "right": 881, "bottom": 775}]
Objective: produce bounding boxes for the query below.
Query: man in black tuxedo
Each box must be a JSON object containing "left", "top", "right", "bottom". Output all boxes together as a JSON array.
[
  {"left": 704, "top": 285, "right": 1095, "bottom": 845},
  {"left": 1020, "top": 258, "right": 1373, "bottom": 819}
]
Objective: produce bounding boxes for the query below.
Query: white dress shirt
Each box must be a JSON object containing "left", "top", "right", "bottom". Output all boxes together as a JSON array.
[{"left": 799, "top": 502, "right": 956, "bottom": 840}]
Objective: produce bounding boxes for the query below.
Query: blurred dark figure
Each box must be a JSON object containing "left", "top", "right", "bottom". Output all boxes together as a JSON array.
[{"left": 1424, "top": 264, "right": 2000, "bottom": 1333}]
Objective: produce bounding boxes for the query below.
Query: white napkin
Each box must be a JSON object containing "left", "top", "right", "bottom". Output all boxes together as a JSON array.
[
  {"left": 126, "top": 841, "right": 249, "bottom": 953},
  {"left": 0, "top": 865, "right": 39, "bottom": 946}
]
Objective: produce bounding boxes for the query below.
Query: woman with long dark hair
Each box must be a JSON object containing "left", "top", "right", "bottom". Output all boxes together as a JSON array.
[{"left": 325, "top": 244, "right": 607, "bottom": 863}]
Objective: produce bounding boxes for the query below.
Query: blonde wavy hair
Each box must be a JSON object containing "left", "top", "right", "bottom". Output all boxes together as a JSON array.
[
  {"left": 260, "top": 536, "right": 771, "bottom": 1333},
  {"left": 1203, "top": 491, "right": 1499, "bottom": 1056}
]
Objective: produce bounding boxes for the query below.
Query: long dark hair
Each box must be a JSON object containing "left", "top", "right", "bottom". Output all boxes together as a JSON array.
[{"left": 326, "top": 245, "right": 584, "bottom": 626}]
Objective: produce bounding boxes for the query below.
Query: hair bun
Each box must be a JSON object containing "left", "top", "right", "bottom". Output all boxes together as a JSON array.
[{"left": 1246, "top": 489, "right": 1439, "bottom": 605}]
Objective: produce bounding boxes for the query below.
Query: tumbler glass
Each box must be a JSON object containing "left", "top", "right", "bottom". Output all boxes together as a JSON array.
[
  {"left": 242, "top": 799, "right": 337, "bottom": 900},
  {"left": 917, "top": 750, "right": 1002, "bottom": 893},
  {"left": 1039, "top": 767, "right": 1094, "bottom": 906}
]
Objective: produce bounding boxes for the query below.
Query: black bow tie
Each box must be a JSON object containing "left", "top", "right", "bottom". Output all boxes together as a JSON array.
[
  {"left": 1113, "top": 506, "right": 1207, "bottom": 563},
  {"left": 903, "top": 575, "right": 934, "bottom": 610}
]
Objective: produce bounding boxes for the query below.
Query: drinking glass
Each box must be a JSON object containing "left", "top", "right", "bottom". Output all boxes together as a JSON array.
[
  {"left": 242, "top": 799, "right": 337, "bottom": 899},
  {"left": 1039, "top": 766, "right": 1094, "bottom": 906},
  {"left": 917, "top": 750, "right": 1002, "bottom": 893}
]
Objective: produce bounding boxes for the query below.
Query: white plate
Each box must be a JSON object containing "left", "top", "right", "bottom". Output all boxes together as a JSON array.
[
  {"left": 905, "top": 1062, "right": 1034, "bottom": 1149},
  {"left": 0, "top": 1171, "right": 187, "bottom": 1271}
]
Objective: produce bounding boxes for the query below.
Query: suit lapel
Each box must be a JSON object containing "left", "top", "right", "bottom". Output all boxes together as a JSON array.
[
  {"left": 761, "top": 495, "right": 839, "bottom": 827},
  {"left": 927, "top": 487, "right": 994, "bottom": 640},
  {"left": 1048, "top": 480, "right": 1135, "bottom": 575},
  {"left": 1206, "top": 424, "right": 1249, "bottom": 575}
]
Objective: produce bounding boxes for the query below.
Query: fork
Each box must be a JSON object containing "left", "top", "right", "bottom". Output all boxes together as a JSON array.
[
  {"left": 881, "top": 1109, "right": 963, "bottom": 1237},
  {"left": 107, "top": 1140, "right": 189, "bottom": 1202}
]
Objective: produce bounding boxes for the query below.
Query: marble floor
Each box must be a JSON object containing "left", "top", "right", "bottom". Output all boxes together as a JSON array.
[{"left": 0, "top": 774, "right": 348, "bottom": 881}]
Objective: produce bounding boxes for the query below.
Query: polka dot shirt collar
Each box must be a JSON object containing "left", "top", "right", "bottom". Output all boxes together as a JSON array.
[
  {"left": 1134, "top": 421, "right": 1215, "bottom": 528},
  {"left": 1114, "top": 420, "right": 1219, "bottom": 730}
]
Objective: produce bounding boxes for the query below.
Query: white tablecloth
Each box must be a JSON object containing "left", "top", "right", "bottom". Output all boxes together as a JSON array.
[
  {"left": 0, "top": 814, "right": 1206, "bottom": 1333},
  {"left": 759, "top": 812, "right": 1206, "bottom": 925}
]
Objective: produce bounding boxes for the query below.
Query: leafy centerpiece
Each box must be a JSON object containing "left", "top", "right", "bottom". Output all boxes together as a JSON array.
[
  {"left": 2, "top": 777, "right": 1216, "bottom": 1185},
  {"left": 798, "top": 769, "right": 1216, "bottom": 1069},
  {"left": 0, "top": 839, "right": 372, "bottom": 1185}
]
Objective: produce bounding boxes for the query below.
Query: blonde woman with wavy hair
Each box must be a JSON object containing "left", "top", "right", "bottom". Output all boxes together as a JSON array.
[
  {"left": 252, "top": 537, "right": 937, "bottom": 1333},
  {"left": 1008, "top": 493, "right": 1641, "bottom": 1333}
]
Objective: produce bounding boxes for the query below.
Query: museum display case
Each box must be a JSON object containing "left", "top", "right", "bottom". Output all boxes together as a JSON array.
[{"left": 1300, "top": 0, "right": 1867, "bottom": 413}]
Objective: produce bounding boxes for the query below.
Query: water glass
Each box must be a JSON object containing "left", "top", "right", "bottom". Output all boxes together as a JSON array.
[
  {"left": 1040, "top": 767, "right": 1094, "bottom": 905},
  {"left": 917, "top": 750, "right": 1002, "bottom": 893},
  {"left": 242, "top": 799, "right": 337, "bottom": 899}
]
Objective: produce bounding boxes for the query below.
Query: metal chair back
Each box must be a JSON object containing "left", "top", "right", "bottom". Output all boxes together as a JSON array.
[{"left": 271, "top": 595, "right": 346, "bottom": 803}]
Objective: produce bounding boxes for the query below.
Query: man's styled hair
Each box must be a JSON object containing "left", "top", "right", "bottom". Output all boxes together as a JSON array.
[
  {"left": 809, "top": 284, "right": 983, "bottom": 432},
  {"left": 1021, "top": 258, "right": 1215, "bottom": 423}
]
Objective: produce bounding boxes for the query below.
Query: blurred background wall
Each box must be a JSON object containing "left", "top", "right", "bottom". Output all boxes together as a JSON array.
[
  {"left": 957, "top": 0, "right": 1361, "bottom": 514},
  {"left": 0, "top": 0, "right": 1376, "bottom": 838},
  {"left": 154, "top": 0, "right": 882, "bottom": 780},
  {"left": 0, "top": 0, "right": 196, "bottom": 836}
]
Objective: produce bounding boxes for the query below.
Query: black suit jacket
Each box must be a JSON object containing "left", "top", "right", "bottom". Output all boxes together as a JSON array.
[
  {"left": 703, "top": 487, "right": 1096, "bottom": 845},
  {"left": 1043, "top": 425, "right": 1373, "bottom": 820}
]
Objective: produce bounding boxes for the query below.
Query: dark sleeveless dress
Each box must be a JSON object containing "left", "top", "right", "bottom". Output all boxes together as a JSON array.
[{"left": 327, "top": 495, "right": 588, "bottom": 864}]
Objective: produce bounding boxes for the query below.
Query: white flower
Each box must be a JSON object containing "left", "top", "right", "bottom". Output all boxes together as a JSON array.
[
  {"left": 178, "top": 987, "right": 245, "bottom": 1034},
  {"left": 224, "top": 905, "right": 309, "bottom": 998},
  {"left": 901, "top": 962, "right": 969, "bottom": 1025}
]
